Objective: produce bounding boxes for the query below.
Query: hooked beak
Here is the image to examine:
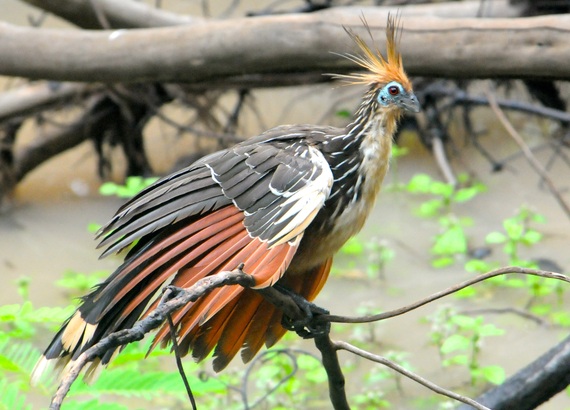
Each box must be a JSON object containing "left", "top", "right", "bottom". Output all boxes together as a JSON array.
[{"left": 398, "top": 92, "right": 421, "bottom": 113}]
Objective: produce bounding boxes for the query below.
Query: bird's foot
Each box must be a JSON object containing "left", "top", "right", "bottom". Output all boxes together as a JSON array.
[{"left": 274, "top": 285, "right": 330, "bottom": 339}]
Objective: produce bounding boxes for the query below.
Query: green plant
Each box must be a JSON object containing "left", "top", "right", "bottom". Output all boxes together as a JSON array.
[
  {"left": 99, "top": 176, "right": 159, "bottom": 199},
  {"left": 427, "top": 306, "right": 505, "bottom": 387},
  {"left": 464, "top": 207, "right": 568, "bottom": 325},
  {"left": 56, "top": 270, "right": 110, "bottom": 297},
  {"left": 406, "top": 173, "right": 486, "bottom": 268},
  {"left": 336, "top": 236, "right": 395, "bottom": 279}
]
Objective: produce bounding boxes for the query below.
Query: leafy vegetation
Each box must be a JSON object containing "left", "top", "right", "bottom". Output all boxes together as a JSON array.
[
  {"left": 405, "top": 173, "right": 486, "bottom": 268},
  {"left": 2, "top": 174, "right": 568, "bottom": 409},
  {"left": 427, "top": 306, "right": 505, "bottom": 386}
]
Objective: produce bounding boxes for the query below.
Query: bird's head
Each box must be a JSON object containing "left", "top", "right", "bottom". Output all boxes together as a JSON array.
[{"left": 338, "top": 15, "right": 420, "bottom": 116}]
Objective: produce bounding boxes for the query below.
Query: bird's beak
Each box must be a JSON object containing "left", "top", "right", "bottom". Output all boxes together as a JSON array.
[{"left": 399, "top": 92, "right": 421, "bottom": 113}]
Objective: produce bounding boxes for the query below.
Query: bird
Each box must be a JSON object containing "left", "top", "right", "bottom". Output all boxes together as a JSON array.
[{"left": 32, "top": 15, "right": 419, "bottom": 383}]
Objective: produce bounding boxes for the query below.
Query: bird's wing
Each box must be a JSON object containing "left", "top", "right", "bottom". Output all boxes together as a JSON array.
[
  {"left": 206, "top": 141, "right": 334, "bottom": 249},
  {"left": 97, "top": 137, "right": 333, "bottom": 262}
]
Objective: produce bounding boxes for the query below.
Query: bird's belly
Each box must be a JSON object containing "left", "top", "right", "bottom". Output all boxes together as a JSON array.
[{"left": 288, "top": 199, "right": 373, "bottom": 274}]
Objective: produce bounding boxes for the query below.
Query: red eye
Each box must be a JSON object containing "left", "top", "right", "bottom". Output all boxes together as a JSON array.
[{"left": 388, "top": 86, "right": 399, "bottom": 96}]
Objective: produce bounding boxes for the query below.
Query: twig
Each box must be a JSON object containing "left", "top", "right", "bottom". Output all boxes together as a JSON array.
[
  {"left": 335, "top": 341, "right": 491, "bottom": 410},
  {"left": 49, "top": 267, "right": 254, "bottom": 410},
  {"left": 242, "top": 349, "right": 300, "bottom": 409},
  {"left": 430, "top": 87, "right": 570, "bottom": 124},
  {"left": 432, "top": 134, "right": 457, "bottom": 186},
  {"left": 164, "top": 289, "right": 197, "bottom": 410},
  {"left": 459, "top": 307, "right": 547, "bottom": 326},
  {"left": 486, "top": 91, "right": 570, "bottom": 219},
  {"left": 313, "top": 334, "right": 350, "bottom": 410},
  {"left": 323, "top": 267, "right": 570, "bottom": 324}
]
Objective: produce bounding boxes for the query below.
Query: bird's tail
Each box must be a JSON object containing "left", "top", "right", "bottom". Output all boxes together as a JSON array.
[{"left": 32, "top": 206, "right": 332, "bottom": 383}]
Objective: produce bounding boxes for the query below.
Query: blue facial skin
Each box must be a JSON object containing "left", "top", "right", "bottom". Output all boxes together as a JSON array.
[{"left": 377, "top": 81, "right": 421, "bottom": 113}]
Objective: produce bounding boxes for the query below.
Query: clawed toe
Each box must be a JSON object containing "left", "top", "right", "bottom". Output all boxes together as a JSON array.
[{"left": 275, "top": 285, "right": 330, "bottom": 339}]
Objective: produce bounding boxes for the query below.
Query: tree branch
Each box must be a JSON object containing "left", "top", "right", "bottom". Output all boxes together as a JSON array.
[
  {"left": 335, "top": 341, "right": 491, "bottom": 410},
  {"left": 486, "top": 91, "right": 570, "bottom": 219},
  {"left": 21, "top": 0, "right": 204, "bottom": 29},
  {"left": 0, "top": 82, "right": 94, "bottom": 122},
  {"left": 0, "top": 11, "right": 569, "bottom": 83},
  {"left": 21, "top": 0, "right": 523, "bottom": 31},
  {"left": 458, "top": 335, "right": 570, "bottom": 410},
  {"left": 323, "top": 267, "right": 570, "bottom": 324},
  {"left": 46, "top": 265, "right": 570, "bottom": 409},
  {"left": 314, "top": 334, "right": 350, "bottom": 410},
  {"left": 49, "top": 267, "right": 255, "bottom": 410}
]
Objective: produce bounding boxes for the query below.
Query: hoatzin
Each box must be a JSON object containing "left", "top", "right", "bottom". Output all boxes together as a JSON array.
[{"left": 33, "top": 16, "right": 419, "bottom": 382}]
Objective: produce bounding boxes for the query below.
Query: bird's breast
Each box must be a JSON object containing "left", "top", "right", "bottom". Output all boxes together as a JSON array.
[{"left": 288, "top": 117, "right": 394, "bottom": 274}]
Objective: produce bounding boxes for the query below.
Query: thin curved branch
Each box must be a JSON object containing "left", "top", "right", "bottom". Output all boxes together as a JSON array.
[
  {"left": 486, "top": 91, "right": 570, "bottom": 219},
  {"left": 323, "top": 267, "right": 570, "bottom": 324},
  {"left": 431, "top": 87, "right": 570, "bottom": 124},
  {"left": 335, "top": 340, "right": 491, "bottom": 410},
  {"left": 49, "top": 267, "right": 254, "bottom": 410}
]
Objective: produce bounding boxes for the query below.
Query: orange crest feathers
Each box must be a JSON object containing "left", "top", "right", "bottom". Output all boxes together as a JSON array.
[{"left": 337, "top": 15, "right": 412, "bottom": 91}]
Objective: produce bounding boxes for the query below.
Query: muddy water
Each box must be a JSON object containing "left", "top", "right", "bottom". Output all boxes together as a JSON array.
[{"left": 2, "top": 2, "right": 570, "bottom": 409}]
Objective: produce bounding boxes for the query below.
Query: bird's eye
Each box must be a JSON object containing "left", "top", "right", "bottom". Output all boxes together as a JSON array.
[{"left": 388, "top": 86, "right": 399, "bottom": 96}]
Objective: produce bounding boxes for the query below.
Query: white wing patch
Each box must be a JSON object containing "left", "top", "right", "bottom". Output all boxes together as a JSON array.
[{"left": 268, "top": 146, "right": 333, "bottom": 247}]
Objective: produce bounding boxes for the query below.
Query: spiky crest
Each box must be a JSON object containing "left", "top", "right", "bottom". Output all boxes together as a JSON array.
[{"left": 336, "top": 15, "right": 412, "bottom": 91}]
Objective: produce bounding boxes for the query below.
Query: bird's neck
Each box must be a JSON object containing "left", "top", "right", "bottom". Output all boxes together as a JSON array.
[
  {"left": 318, "top": 89, "right": 400, "bottom": 232},
  {"left": 345, "top": 93, "right": 399, "bottom": 205}
]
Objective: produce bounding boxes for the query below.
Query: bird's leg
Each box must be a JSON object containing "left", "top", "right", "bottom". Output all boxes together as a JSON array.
[{"left": 273, "top": 284, "right": 330, "bottom": 339}]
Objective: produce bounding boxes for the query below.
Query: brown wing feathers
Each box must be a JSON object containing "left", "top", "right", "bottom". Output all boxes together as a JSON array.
[{"left": 34, "top": 135, "right": 334, "bottom": 382}]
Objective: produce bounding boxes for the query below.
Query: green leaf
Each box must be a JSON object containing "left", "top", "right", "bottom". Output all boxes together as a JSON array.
[
  {"left": 504, "top": 218, "right": 524, "bottom": 240},
  {"left": 406, "top": 174, "right": 432, "bottom": 193},
  {"left": 417, "top": 199, "right": 443, "bottom": 218},
  {"left": 0, "top": 379, "right": 33, "bottom": 410},
  {"left": 481, "top": 365, "right": 506, "bottom": 385},
  {"left": 430, "top": 181, "right": 453, "bottom": 198},
  {"left": 502, "top": 278, "right": 527, "bottom": 288},
  {"left": 392, "top": 144, "right": 409, "bottom": 158},
  {"left": 335, "top": 109, "right": 351, "bottom": 118},
  {"left": 450, "top": 315, "right": 478, "bottom": 329},
  {"left": 453, "top": 187, "right": 480, "bottom": 203},
  {"left": 503, "top": 241, "right": 516, "bottom": 256},
  {"left": 454, "top": 286, "right": 478, "bottom": 299},
  {"left": 340, "top": 237, "right": 364, "bottom": 255},
  {"left": 522, "top": 230, "right": 542, "bottom": 245},
  {"left": 530, "top": 304, "right": 552, "bottom": 316},
  {"left": 441, "top": 334, "right": 470, "bottom": 354},
  {"left": 432, "top": 257, "right": 454, "bottom": 268},
  {"left": 551, "top": 311, "right": 570, "bottom": 327},
  {"left": 531, "top": 213, "right": 547, "bottom": 223},
  {"left": 464, "top": 259, "right": 491, "bottom": 273},
  {"left": 87, "top": 223, "right": 102, "bottom": 233},
  {"left": 432, "top": 225, "right": 467, "bottom": 256},
  {"left": 443, "top": 354, "right": 469, "bottom": 366},
  {"left": 485, "top": 232, "right": 507, "bottom": 244},
  {"left": 479, "top": 324, "right": 505, "bottom": 337},
  {"left": 98, "top": 182, "right": 118, "bottom": 196}
]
